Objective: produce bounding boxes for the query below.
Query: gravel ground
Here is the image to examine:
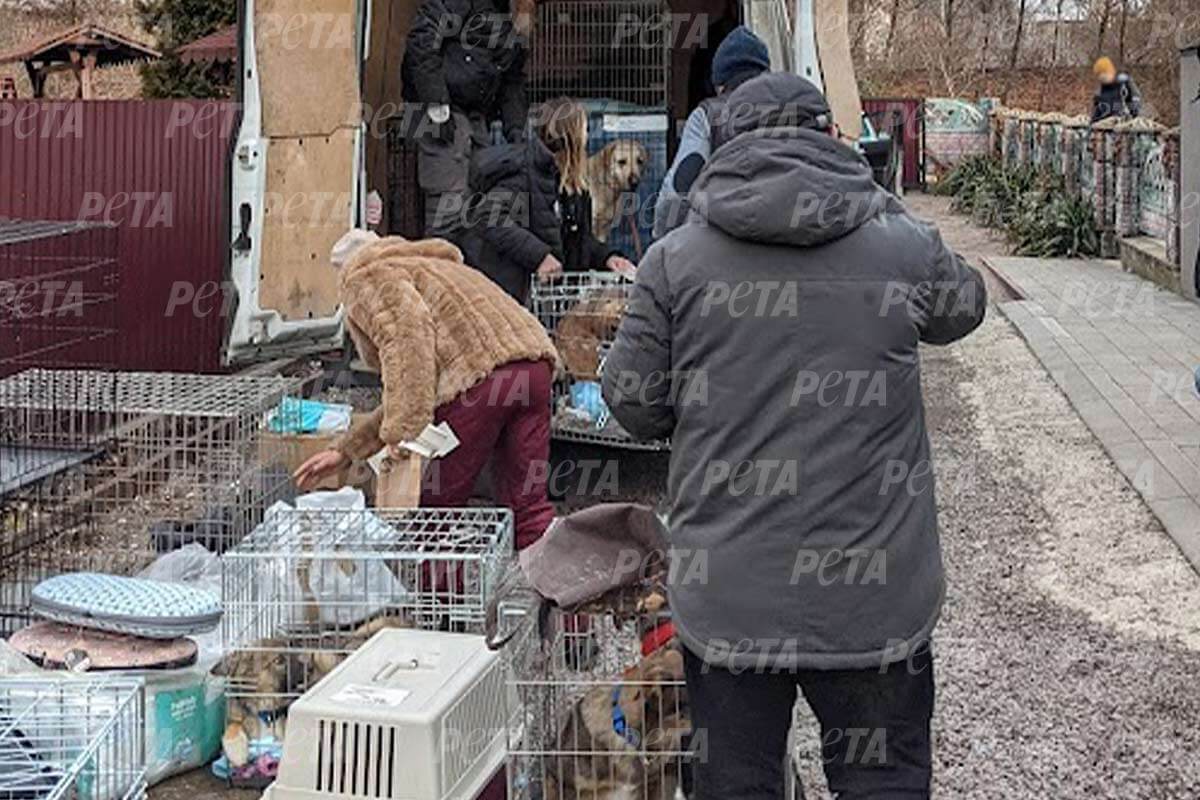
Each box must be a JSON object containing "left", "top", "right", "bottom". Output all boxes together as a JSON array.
[{"left": 151, "top": 195, "right": 1200, "bottom": 800}]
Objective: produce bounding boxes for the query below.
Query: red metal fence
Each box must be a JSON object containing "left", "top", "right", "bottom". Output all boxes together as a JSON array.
[
  {"left": 863, "top": 97, "right": 925, "bottom": 191},
  {"left": 0, "top": 100, "right": 235, "bottom": 373}
]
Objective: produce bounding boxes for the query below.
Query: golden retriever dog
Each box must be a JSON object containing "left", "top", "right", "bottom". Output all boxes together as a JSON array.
[
  {"left": 588, "top": 140, "right": 649, "bottom": 243},
  {"left": 543, "top": 645, "right": 691, "bottom": 800},
  {"left": 554, "top": 288, "right": 627, "bottom": 381}
]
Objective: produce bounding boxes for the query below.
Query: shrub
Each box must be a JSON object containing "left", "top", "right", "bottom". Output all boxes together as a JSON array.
[{"left": 937, "top": 157, "right": 1099, "bottom": 259}]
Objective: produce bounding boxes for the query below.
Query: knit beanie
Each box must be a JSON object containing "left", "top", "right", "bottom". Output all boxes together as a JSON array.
[{"left": 711, "top": 26, "right": 771, "bottom": 89}]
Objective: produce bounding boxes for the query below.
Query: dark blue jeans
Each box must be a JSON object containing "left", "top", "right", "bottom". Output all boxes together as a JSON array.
[{"left": 682, "top": 644, "right": 934, "bottom": 799}]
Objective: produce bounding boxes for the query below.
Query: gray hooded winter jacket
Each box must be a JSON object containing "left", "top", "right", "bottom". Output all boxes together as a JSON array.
[{"left": 601, "top": 73, "right": 987, "bottom": 671}]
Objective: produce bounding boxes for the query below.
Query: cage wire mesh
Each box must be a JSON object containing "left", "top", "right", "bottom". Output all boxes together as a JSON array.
[
  {"left": 0, "top": 676, "right": 146, "bottom": 800},
  {"left": 0, "top": 369, "right": 305, "bottom": 635},
  {"left": 529, "top": 272, "right": 668, "bottom": 450},
  {"left": 220, "top": 507, "right": 514, "bottom": 721},
  {"left": 0, "top": 221, "right": 120, "bottom": 382},
  {"left": 503, "top": 605, "right": 692, "bottom": 800},
  {"left": 583, "top": 107, "right": 669, "bottom": 256},
  {"left": 384, "top": 106, "right": 427, "bottom": 239},
  {"left": 528, "top": 0, "right": 671, "bottom": 109}
]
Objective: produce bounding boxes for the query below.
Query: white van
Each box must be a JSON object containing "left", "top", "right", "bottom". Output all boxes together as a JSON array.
[{"left": 223, "top": 0, "right": 852, "bottom": 363}]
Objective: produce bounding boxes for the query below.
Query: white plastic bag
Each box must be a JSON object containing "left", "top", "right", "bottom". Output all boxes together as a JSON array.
[
  {"left": 258, "top": 488, "right": 410, "bottom": 628},
  {"left": 137, "top": 544, "right": 223, "bottom": 663}
]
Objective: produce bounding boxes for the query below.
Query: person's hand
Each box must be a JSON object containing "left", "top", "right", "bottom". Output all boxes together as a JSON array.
[
  {"left": 536, "top": 254, "right": 563, "bottom": 282},
  {"left": 293, "top": 449, "right": 348, "bottom": 490},
  {"left": 606, "top": 255, "right": 636, "bottom": 277},
  {"left": 427, "top": 104, "right": 451, "bottom": 124}
]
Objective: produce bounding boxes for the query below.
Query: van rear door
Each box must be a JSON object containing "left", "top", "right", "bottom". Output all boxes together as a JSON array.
[{"left": 225, "top": 0, "right": 368, "bottom": 364}]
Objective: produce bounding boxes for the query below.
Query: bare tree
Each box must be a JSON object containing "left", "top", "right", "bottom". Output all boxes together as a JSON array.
[{"left": 1093, "top": 0, "right": 1113, "bottom": 59}]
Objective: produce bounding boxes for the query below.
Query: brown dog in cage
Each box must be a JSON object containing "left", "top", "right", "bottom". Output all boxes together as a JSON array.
[
  {"left": 588, "top": 140, "right": 649, "bottom": 244},
  {"left": 543, "top": 644, "right": 692, "bottom": 800},
  {"left": 216, "top": 612, "right": 411, "bottom": 762},
  {"left": 554, "top": 288, "right": 627, "bottom": 381}
]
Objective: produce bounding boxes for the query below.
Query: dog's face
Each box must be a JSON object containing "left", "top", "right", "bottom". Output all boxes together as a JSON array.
[
  {"left": 615, "top": 646, "right": 689, "bottom": 750},
  {"left": 599, "top": 140, "right": 649, "bottom": 191}
]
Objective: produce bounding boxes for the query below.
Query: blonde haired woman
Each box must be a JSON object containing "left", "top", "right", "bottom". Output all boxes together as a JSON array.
[{"left": 534, "top": 97, "right": 637, "bottom": 276}]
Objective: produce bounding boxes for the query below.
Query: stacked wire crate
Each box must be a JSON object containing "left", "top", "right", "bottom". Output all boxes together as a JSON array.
[
  {"left": 529, "top": 0, "right": 671, "bottom": 256},
  {"left": 0, "top": 369, "right": 302, "bottom": 635},
  {"left": 220, "top": 507, "right": 514, "bottom": 721},
  {"left": 529, "top": 272, "right": 668, "bottom": 449},
  {"left": 0, "top": 676, "right": 146, "bottom": 800},
  {"left": 504, "top": 604, "right": 692, "bottom": 800}
]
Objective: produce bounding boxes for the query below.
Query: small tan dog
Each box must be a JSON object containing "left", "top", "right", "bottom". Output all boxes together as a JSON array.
[
  {"left": 554, "top": 288, "right": 627, "bottom": 381},
  {"left": 543, "top": 645, "right": 691, "bottom": 800},
  {"left": 588, "top": 140, "right": 649, "bottom": 243},
  {"left": 216, "top": 613, "right": 410, "bottom": 766}
]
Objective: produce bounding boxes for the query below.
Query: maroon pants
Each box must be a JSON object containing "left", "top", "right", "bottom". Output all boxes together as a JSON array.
[{"left": 421, "top": 360, "right": 555, "bottom": 550}]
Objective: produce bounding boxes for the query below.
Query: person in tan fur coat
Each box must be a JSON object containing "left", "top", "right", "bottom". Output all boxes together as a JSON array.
[{"left": 295, "top": 232, "right": 559, "bottom": 549}]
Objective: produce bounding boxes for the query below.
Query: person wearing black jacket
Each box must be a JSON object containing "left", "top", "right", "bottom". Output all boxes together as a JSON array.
[
  {"left": 536, "top": 97, "right": 636, "bottom": 276},
  {"left": 401, "top": 0, "right": 535, "bottom": 239},
  {"left": 460, "top": 133, "right": 565, "bottom": 304},
  {"left": 1091, "top": 56, "right": 1142, "bottom": 124}
]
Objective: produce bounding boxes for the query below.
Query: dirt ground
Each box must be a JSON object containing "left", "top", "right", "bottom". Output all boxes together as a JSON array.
[{"left": 150, "top": 193, "right": 1200, "bottom": 800}]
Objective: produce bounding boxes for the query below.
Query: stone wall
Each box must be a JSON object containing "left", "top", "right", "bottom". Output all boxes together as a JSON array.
[{"left": 990, "top": 108, "right": 1181, "bottom": 272}]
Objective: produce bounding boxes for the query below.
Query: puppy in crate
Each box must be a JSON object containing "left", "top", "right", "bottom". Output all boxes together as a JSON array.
[
  {"left": 216, "top": 546, "right": 412, "bottom": 763},
  {"left": 491, "top": 503, "right": 694, "bottom": 800}
]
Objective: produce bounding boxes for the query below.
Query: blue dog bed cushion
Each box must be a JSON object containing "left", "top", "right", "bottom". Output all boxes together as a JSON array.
[{"left": 31, "top": 573, "right": 222, "bottom": 639}]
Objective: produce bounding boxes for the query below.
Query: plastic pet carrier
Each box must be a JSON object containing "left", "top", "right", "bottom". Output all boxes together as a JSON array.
[{"left": 262, "top": 629, "right": 515, "bottom": 800}]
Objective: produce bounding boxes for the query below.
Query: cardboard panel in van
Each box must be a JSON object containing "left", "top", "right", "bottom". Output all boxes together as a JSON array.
[
  {"left": 255, "top": 0, "right": 361, "bottom": 136},
  {"left": 259, "top": 129, "right": 356, "bottom": 321}
]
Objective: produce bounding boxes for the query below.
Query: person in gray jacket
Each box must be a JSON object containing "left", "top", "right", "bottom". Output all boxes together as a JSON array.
[
  {"left": 602, "top": 73, "right": 986, "bottom": 799},
  {"left": 652, "top": 25, "right": 770, "bottom": 240}
]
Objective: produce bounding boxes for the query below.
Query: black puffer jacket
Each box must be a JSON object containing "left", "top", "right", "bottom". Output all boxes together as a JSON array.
[
  {"left": 559, "top": 189, "right": 617, "bottom": 273},
  {"left": 1091, "top": 74, "right": 1142, "bottom": 123},
  {"left": 461, "top": 136, "right": 563, "bottom": 303},
  {"left": 402, "top": 0, "right": 528, "bottom": 140}
]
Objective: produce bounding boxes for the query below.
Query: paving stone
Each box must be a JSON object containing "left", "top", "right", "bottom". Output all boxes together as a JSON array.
[{"left": 989, "top": 255, "right": 1200, "bottom": 570}]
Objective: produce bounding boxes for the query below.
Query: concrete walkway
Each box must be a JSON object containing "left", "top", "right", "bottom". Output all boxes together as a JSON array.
[{"left": 988, "top": 256, "right": 1200, "bottom": 570}]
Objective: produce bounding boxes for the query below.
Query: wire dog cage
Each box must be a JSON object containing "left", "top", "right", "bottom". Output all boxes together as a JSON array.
[
  {"left": 529, "top": 272, "right": 668, "bottom": 450},
  {"left": 584, "top": 107, "right": 669, "bottom": 257},
  {"left": 0, "top": 369, "right": 303, "bottom": 635},
  {"left": 0, "top": 676, "right": 146, "bottom": 800},
  {"left": 220, "top": 506, "right": 514, "bottom": 726},
  {"left": 529, "top": 0, "right": 672, "bottom": 109},
  {"left": 0, "top": 221, "right": 120, "bottom": 382},
  {"left": 503, "top": 604, "right": 692, "bottom": 800}
]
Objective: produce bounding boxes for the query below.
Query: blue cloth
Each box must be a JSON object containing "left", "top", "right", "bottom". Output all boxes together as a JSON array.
[
  {"left": 570, "top": 381, "right": 610, "bottom": 428},
  {"left": 269, "top": 397, "right": 328, "bottom": 434},
  {"left": 711, "top": 26, "right": 770, "bottom": 89},
  {"left": 268, "top": 397, "right": 352, "bottom": 434}
]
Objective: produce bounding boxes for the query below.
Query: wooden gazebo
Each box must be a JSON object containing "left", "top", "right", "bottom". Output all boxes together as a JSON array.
[{"left": 0, "top": 24, "right": 161, "bottom": 99}]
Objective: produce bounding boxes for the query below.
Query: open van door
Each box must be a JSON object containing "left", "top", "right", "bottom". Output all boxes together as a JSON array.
[
  {"left": 744, "top": 0, "right": 862, "bottom": 140},
  {"left": 224, "top": 0, "right": 369, "bottom": 363}
]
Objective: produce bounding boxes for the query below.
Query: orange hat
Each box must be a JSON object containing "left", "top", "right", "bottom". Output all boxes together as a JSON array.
[{"left": 1093, "top": 57, "right": 1116, "bottom": 76}]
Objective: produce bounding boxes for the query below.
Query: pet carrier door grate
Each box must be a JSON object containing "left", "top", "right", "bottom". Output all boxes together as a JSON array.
[
  {"left": 0, "top": 676, "right": 146, "bottom": 800},
  {"left": 529, "top": 1, "right": 671, "bottom": 109},
  {"left": 528, "top": 272, "right": 669, "bottom": 450}
]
